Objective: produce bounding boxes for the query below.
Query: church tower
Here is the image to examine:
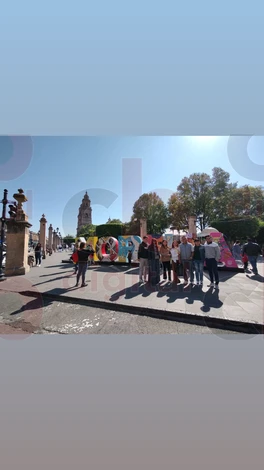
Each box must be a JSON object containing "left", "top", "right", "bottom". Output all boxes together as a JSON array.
[{"left": 77, "top": 191, "right": 92, "bottom": 235}]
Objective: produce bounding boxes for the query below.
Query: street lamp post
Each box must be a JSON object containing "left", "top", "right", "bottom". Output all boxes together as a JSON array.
[{"left": 0, "top": 189, "right": 8, "bottom": 281}]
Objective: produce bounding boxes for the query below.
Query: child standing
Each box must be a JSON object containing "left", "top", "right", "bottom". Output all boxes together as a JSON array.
[{"left": 242, "top": 253, "right": 248, "bottom": 272}]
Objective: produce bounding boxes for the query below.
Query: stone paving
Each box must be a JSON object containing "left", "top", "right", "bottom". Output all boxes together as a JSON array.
[{"left": 0, "top": 251, "right": 263, "bottom": 330}]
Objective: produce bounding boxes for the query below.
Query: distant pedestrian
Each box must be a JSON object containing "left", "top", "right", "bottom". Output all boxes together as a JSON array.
[
  {"left": 204, "top": 235, "right": 221, "bottom": 288},
  {"left": 179, "top": 235, "right": 194, "bottom": 285},
  {"left": 127, "top": 250, "right": 132, "bottom": 266},
  {"left": 138, "top": 236, "right": 149, "bottom": 283},
  {"left": 160, "top": 239, "right": 172, "bottom": 282},
  {"left": 75, "top": 242, "right": 94, "bottom": 287},
  {"left": 35, "top": 243, "right": 42, "bottom": 266},
  {"left": 232, "top": 240, "right": 242, "bottom": 262},
  {"left": 242, "top": 238, "right": 261, "bottom": 275},
  {"left": 192, "top": 238, "right": 205, "bottom": 285},
  {"left": 148, "top": 238, "right": 160, "bottom": 286}
]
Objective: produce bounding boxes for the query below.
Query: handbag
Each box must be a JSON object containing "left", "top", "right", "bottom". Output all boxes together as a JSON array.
[{"left": 72, "top": 251, "right": 78, "bottom": 263}]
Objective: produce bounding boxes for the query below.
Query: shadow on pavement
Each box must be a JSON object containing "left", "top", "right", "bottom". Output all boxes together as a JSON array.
[
  {"left": 32, "top": 273, "right": 74, "bottom": 287},
  {"left": 246, "top": 274, "right": 264, "bottom": 283},
  {"left": 109, "top": 281, "right": 223, "bottom": 314},
  {"left": 10, "top": 296, "right": 53, "bottom": 316}
]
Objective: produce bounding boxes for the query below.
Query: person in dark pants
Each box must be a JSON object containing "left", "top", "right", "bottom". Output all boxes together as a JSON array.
[
  {"left": 147, "top": 238, "right": 160, "bottom": 286},
  {"left": 127, "top": 250, "right": 132, "bottom": 265},
  {"left": 75, "top": 242, "right": 94, "bottom": 287},
  {"left": 179, "top": 236, "right": 194, "bottom": 285},
  {"left": 35, "top": 243, "right": 42, "bottom": 266},
  {"left": 160, "top": 239, "right": 172, "bottom": 282},
  {"left": 192, "top": 238, "right": 205, "bottom": 285},
  {"left": 204, "top": 235, "right": 221, "bottom": 288},
  {"left": 242, "top": 238, "right": 261, "bottom": 274}
]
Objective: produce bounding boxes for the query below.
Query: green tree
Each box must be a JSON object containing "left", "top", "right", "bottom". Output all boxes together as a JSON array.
[
  {"left": 227, "top": 185, "right": 264, "bottom": 218},
  {"left": 256, "top": 220, "right": 264, "bottom": 245},
  {"left": 63, "top": 234, "right": 75, "bottom": 245},
  {"left": 210, "top": 167, "right": 237, "bottom": 220},
  {"left": 211, "top": 217, "right": 260, "bottom": 241},
  {"left": 168, "top": 172, "right": 213, "bottom": 231},
  {"left": 96, "top": 223, "right": 124, "bottom": 238},
  {"left": 167, "top": 193, "right": 189, "bottom": 232},
  {"left": 106, "top": 218, "right": 123, "bottom": 224},
  {"left": 132, "top": 192, "right": 169, "bottom": 234},
  {"left": 77, "top": 224, "right": 96, "bottom": 237}
]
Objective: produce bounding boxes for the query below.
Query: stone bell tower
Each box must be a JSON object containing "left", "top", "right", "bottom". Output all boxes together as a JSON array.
[{"left": 77, "top": 191, "right": 92, "bottom": 235}]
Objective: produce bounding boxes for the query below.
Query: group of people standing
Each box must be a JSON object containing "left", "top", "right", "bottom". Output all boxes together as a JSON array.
[{"left": 138, "top": 235, "right": 221, "bottom": 288}]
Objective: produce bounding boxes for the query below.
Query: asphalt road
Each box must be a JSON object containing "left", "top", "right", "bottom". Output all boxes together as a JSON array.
[{"left": 0, "top": 292, "right": 245, "bottom": 336}]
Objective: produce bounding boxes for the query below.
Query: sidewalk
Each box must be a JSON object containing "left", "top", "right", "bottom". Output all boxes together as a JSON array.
[{"left": 0, "top": 252, "right": 264, "bottom": 333}]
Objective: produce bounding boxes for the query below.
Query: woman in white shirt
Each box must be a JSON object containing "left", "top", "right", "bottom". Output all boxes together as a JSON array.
[{"left": 170, "top": 240, "right": 181, "bottom": 284}]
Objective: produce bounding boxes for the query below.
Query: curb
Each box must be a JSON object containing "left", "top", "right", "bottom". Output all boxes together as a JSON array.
[{"left": 15, "top": 288, "right": 264, "bottom": 334}]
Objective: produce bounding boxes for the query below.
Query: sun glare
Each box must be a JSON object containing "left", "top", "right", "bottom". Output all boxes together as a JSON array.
[{"left": 191, "top": 136, "right": 218, "bottom": 143}]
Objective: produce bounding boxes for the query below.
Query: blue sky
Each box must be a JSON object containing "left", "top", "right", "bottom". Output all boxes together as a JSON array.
[{"left": 0, "top": 136, "right": 263, "bottom": 236}]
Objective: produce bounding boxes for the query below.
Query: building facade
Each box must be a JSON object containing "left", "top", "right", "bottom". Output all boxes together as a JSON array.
[{"left": 77, "top": 191, "right": 92, "bottom": 235}]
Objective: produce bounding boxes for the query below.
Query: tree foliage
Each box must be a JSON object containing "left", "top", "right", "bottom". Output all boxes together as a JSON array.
[
  {"left": 167, "top": 167, "right": 264, "bottom": 232},
  {"left": 96, "top": 224, "right": 124, "bottom": 238},
  {"left": 77, "top": 224, "right": 96, "bottom": 237},
  {"left": 227, "top": 185, "right": 264, "bottom": 219},
  {"left": 106, "top": 218, "right": 123, "bottom": 224},
  {"left": 168, "top": 172, "right": 214, "bottom": 231},
  {"left": 256, "top": 220, "right": 264, "bottom": 245},
  {"left": 63, "top": 235, "right": 75, "bottom": 245},
  {"left": 131, "top": 192, "right": 169, "bottom": 234},
  {"left": 211, "top": 217, "right": 260, "bottom": 241}
]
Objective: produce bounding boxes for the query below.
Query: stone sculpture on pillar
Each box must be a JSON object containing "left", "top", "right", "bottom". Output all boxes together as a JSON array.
[
  {"left": 140, "top": 218, "right": 147, "bottom": 239},
  {"left": 5, "top": 189, "right": 32, "bottom": 276},
  {"left": 39, "top": 214, "right": 47, "bottom": 259}
]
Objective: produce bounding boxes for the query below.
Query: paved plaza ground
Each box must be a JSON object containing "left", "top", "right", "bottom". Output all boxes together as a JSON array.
[{"left": 0, "top": 251, "right": 264, "bottom": 333}]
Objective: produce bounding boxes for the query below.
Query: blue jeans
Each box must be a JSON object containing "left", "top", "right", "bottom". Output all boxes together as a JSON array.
[
  {"left": 76, "top": 263, "right": 87, "bottom": 285},
  {"left": 35, "top": 252, "right": 42, "bottom": 265},
  {"left": 248, "top": 255, "right": 258, "bottom": 273},
  {"left": 193, "top": 260, "right": 204, "bottom": 283}
]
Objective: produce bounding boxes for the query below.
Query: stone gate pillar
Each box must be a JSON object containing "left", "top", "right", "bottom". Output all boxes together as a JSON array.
[
  {"left": 48, "top": 224, "right": 53, "bottom": 252},
  {"left": 52, "top": 230, "right": 57, "bottom": 251},
  {"left": 140, "top": 218, "right": 147, "bottom": 238},
  {"left": 188, "top": 215, "right": 197, "bottom": 240},
  {"left": 39, "top": 214, "right": 47, "bottom": 259},
  {"left": 5, "top": 189, "right": 32, "bottom": 276}
]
